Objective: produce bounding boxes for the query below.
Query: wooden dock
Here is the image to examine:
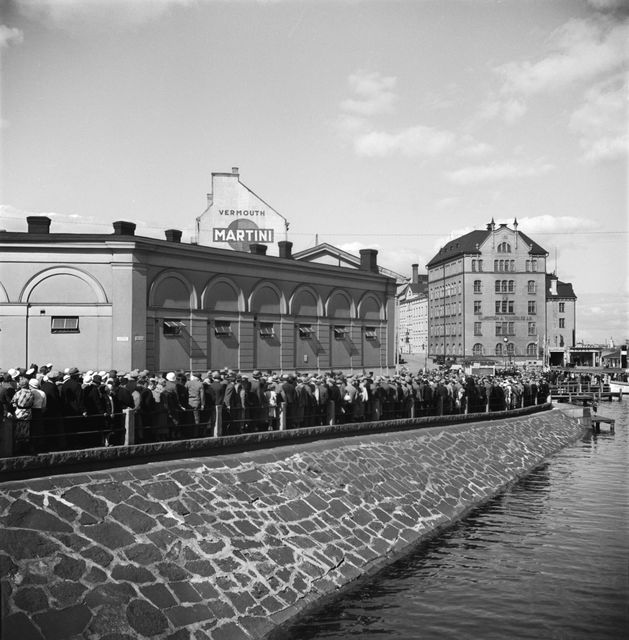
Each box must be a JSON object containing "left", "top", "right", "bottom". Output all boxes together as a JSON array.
[
  {"left": 550, "top": 382, "right": 623, "bottom": 403},
  {"left": 579, "top": 407, "right": 616, "bottom": 433}
]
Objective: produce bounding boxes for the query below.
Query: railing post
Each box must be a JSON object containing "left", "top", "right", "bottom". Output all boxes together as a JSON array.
[
  {"left": 213, "top": 404, "right": 223, "bottom": 438},
  {"left": 410, "top": 401, "right": 416, "bottom": 419},
  {"left": 124, "top": 408, "right": 135, "bottom": 446},
  {"left": 279, "top": 402, "right": 288, "bottom": 430},
  {"left": 327, "top": 400, "right": 335, "bottom": 425},
  {"left": 1, "top": 416, "right": 13, "bottom": 458},
  {"left": 438, "top": 395, "right": 444, "bottom": 416}
]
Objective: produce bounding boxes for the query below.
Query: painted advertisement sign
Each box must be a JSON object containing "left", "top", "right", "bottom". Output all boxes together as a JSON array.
[{"left": 196, "top": 169, "right": 288, "bottom": 253}]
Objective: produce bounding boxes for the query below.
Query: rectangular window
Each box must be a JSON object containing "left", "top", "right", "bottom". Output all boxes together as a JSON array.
[
  {"left": 528, "top": 301, "right": 537, "bottom": 314},
  {"left": 333, "top": 325, "right": 348, "bottom": 339},
  {"left": 478, "top": 260, "right": 483, "bottom": 272},
  {"left": 474, "top": 280, "right": 482, "bottom": 293},
  {"left": 163, "top": 319, "right": 185, "bottom": 336},
  {"left": 298, "top": 324, "right": 314, "bottom": 339},
  {"left": 472, "top": 260, "right": 477, "bottom": 272},
  {"left": 528, "top": 322, "right": 536, "bottom": 336},
  {"left": 559, "top": 318, "right": 565, "bottom": 328},
  {"left": 508, "top": 322, "right": 514, "bottom": 335},
  {"left": 495, "top": 280, "right": 501, "bottom": 293},
  {"left": 474, "top": 300, "right": 482, "bottom": 314},
  {"left": 259, "top": 322, "right": 275, "bottom": 338},
  {"left": 364, "top": 326, "right": 378, "bottom": 340},
  {"left": 559, "top": 302, "right": 565, "bottom": 312},
  {"left": 51, "top": 316, "right": 79, "bottom": 334},
  {"left": 528, "top": 280, "right": 536, "bottom": 294},
  {"left": 495, "top": 322, "right": 503, "bottom": 336},
  {"left": 474, "top": 322, "right": 482, "bottom": 336},
  {"left": 214, "top": 320, "right": 232, "bottom": 337}
]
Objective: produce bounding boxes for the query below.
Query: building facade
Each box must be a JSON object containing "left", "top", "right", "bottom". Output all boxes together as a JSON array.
[
  {"left": 1, "top": 222, "right": 396, "bottom": 374},
  {"left": 544, "top": 273, "right": 577, "bottom": 366},
  {"left": 426, "top": 219, "right": 576, "bottom": 366},
  {"left": 397, "top": 264, "right": 428, "bottom": 355}
]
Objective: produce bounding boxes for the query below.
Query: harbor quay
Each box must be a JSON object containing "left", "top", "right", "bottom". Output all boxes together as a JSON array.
[{"left": 0, "top": 404, "right": 584, "bottom": 639}]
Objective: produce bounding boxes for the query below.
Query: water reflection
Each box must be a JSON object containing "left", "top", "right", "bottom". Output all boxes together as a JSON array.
[{"left": 273, "top": 404, "right": 628, "bottom": 640}]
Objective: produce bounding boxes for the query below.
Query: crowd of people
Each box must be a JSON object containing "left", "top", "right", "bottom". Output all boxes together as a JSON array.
[{"left": 0, "top": 362, "right": 554, "bottom": 456}]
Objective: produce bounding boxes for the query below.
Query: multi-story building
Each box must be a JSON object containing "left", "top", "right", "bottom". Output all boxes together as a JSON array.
[
  {"left": 426, "top": 219, "right": 576, "bottom": 366},
  {"left": 545, "top": 273, "right": 577, "bottom": 366},
  {"left": 397, "top": 264, "right": 428, "bottom": 355}
]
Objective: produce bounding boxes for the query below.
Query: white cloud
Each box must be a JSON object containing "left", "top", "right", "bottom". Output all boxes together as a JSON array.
[
  {"left": 497, "top": 18, "right": 628, "bottom": 97},
  {"left": 340, "top": 70, "right": 398, "bottom": 117},
  {"left": 447, "top": 161, "right": 555, "bottom": 185},
  {"left": 0, "top": 25, "right": 24, "bottom": 48},
  {"left": 16, "top": 0, "right": 198, "bottom": 30},
  {"left": 354, "top": 125, "right": 456, "bottom": 158},
  {"left": 569, "top": 73, "right": 628, "bottom": 163}
]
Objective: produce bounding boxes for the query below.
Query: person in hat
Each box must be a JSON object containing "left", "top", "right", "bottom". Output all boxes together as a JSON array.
[
  {"left": 28, "top": 378, "right": 47, "bottom": 453},
  {"left": 160, "top": 372, "right": 184, "bottom": 440},
  {"left": 249, "top": 370, "right": 268, "bottom": 432},
  {"left": 185, "top": 373, "right": 205, "bottom": 438},
  {"left": 60, "top": 367, "right": 86, "bottom": 449}
]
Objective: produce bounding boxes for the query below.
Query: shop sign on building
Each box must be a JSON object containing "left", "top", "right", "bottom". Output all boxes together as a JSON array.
[{"left": 196, "top": 168, "right": 288, "bottom": 252}]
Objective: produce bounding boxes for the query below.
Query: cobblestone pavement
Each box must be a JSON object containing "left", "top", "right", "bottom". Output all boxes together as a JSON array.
[{"left": 0, "top": 410, "right": 582, "bottom": 639}]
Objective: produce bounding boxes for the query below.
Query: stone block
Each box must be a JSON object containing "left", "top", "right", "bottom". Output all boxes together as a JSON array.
[
  {"left": 140, "top": 583, "right": 178, "bottom": 609},
  {"left": 80, "top": 521, "right": 135, "bottom": 549},
  {"left": 33, "top": 603, "right": 92, "bottom": 640},
  {"left": 110, "top": 503, "right": 157, "bottom": 534},
  {"left": 83, "top": 545, "right": 114, "bottom": 567},
  {"left": 1, "top": 611, "right": 45, "bottom": 640},
  {"left": 144, "top": 480, "right": 181, "bottom": 500},
  {"left": 126, "top": 598, "right": 169, "bottom": 637},
  {"left": 211, "top": 622, "right": 250, "bottom": 640},
  {"left": 165, "top": 603, "right": 213, "bottom": 628},
  {"left": 13, "top": 586, "right": 49, "bottom": 613},
  {"left": 61, "top": 487, "right": 108, "bottom": 519},
  {"left": 111, "top": 563, "right": 156, "bottom": 584},
  {"left": 124, "top": 542, "right": 162, "bottom": 565},
  {"left": 84, "top": 582, "right": 137, "bottom": 608},
  {"left": 169, "top": 581, "right": 202, "bottom": 603},
  {"left": 2, "top": 529, "right": 59, "bottom": 560},
  {"left": 49, "top": 580, "right": 88, "bottom": 607},
  {"left": 53, "top": 554, "right": 86, "bottom": 580}
]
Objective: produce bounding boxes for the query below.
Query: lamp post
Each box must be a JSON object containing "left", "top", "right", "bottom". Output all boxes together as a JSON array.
[{"left": 503, "top": 336, "right": 508, "bottom": 370}]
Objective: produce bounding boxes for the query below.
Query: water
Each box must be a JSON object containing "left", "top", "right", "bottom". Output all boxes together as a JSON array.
[{"left": 275, "top": 403, "right": 629, "bottom": 640}]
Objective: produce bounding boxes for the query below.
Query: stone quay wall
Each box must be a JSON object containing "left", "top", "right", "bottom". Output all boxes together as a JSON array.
[{"left": 0, "top": 408, "right": 583, "bottom": 640}]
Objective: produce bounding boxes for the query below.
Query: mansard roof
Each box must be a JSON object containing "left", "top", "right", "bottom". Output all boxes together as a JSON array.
[
  {"left": 426, "top": 225, "right": 547, "bottom": 268},
  {"left": 546, "top": 274, "right": 577, "bottom": 299}
]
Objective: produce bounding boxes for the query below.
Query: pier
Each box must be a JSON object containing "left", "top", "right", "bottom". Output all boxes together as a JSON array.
[{"left": 549, "top": 382, "right": 624, "bottom": 404}]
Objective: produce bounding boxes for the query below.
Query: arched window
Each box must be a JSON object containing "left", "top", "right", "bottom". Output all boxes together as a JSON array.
[
  {"left": 495, "top": 343, "right": 503, "bottom": 356},
  {"left": 508, "top": 280, "right": 514, "bottom": 293},
  {"left": 527, "top": 343, "right": 537, "bottom": 356},
  {"left": 501, "top": 280, "right": 508, "bottom": 293},
  {"left": 473, "top": 343, "right": 483, "bottom": 356},
  {"left": 528, "top": 280, "right": 536, "bottom": 293},
  {"left": 506, "top": 342, "right": 515, "bottom": 355},
  {"left": 497, "top": 242, "right": 512, "bottom": 253}
]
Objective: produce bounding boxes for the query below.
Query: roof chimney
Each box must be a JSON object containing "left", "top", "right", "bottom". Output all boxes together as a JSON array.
[
  {"left": 250, "top": 243, "right": 267, "bottom": 255},
  {"left": 232, "top": 167, "right": 239, "bottom": 176},
  {"left": 278, "top": 240, "right": 293, "bottom": 259},
  {"left": 112, "top": 221, "right": 136, "bottom": 236},
  {"left": 411, "top": 263, "right": 419, "bottom": 285},
  {"left": 165, "top": 229, "right": 182, "bottom": 243},
  {"left": 27, "top": 216, "right": 51, "bottom": 234},
  {"left": 359, "top": 249, "right": 379, "bottom": 273}
]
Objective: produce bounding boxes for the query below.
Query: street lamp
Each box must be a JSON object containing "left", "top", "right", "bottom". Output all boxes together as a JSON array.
[{"left": 503, "top": 336, "right": 508, "bottom": 370}]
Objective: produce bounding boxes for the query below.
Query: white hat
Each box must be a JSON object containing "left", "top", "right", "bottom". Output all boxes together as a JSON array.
[{"left": 166, "top": 372, "right": 176, "bottom": 382}]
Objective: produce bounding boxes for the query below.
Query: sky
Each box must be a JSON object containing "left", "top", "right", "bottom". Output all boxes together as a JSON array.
[{"left": 1, "top": 0, "right": 627, "bottom": 345}]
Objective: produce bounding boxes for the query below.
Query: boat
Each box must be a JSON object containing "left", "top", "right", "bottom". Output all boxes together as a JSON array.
[{"left": 608, "top": 379, "right": 629, "bottom": 394}]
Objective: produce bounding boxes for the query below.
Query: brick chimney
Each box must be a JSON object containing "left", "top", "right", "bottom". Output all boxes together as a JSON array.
[
  {"left": 411, "top": 263, "right": 419, "bottom": 285},
  {"left": 278, "top": 241, "right": 293, "bottom": 259},
  {"left": 359, "top": 249, "right": 378, "bottom": 273},
  {"left": 112, "top": 221, "right": 136, "bottom": 236},
  {"left": 27, "top": 216, "right": 51, "bottom": 234},
  {"left": 232, "top": 167, "right": 239, "bottom": 176},
  {"left": 165, "top": 229, "right": 182, "bottom": 243},
  {"left": 250, "top": 243, "right": 267, "bottom": 255}
]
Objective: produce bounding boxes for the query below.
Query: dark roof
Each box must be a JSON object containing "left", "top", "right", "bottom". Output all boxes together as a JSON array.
[
  {"left": 426, "top": 227, "right": 547, "bottom": 268},
  {"left": 546, "top": 274, "right": 577, "bottom": 299}
]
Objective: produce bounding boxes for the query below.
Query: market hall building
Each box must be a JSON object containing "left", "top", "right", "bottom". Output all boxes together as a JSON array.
[{"left": 0, "top": 170, "right": 396, "bottom": 374}]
